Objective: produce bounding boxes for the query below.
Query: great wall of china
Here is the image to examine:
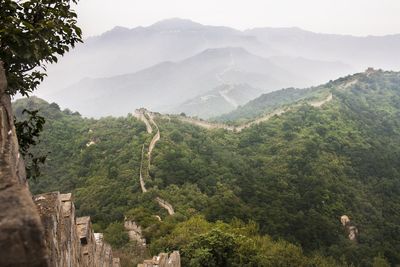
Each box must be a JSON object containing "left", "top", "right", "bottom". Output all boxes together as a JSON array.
[
  {"left": 132, "top": 92, "right": 334, "bottom": 226},
  {"left": 141, "top": 93, "right": 333, "bottom": 135},
  {"left": 133, "top": 109, "right": 179, "bottom": 267},
  {"left": 0, "top": 62, "right": 121, "bottom": 267},
  {"left": 134, "top": 109, "right": 175, "bottom": 216},
  {"left": 34, "top": 192, "right": 121, "bottom": 267},
  {"left": 0, "top": 61, "right": 180, "bottom": 267}
]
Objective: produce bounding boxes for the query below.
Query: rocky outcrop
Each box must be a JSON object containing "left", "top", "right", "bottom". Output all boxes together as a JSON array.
[
  {"left": 138, "top": 251, "right": 181, "bottom": 267},
  {"left": 34, "top": 192, "right": 121, "bottom": 267},
  {"left": 0, "top": 61, "right": 49, "bottom": 267}
]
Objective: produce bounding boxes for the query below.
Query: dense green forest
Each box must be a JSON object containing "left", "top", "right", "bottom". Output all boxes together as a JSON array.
[
  {"left": 14, "top": 69, "right": 400, "bottom": 266},
  {"left": 214, "top": 78, "right": 338, "bottom": 124}
]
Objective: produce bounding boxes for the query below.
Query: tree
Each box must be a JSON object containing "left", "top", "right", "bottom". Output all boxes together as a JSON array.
[
  {"left": 1, "top": 0, "right": 82, "bottom": 178},
  {"left": 183, "top": 228, "right": 238, "bottom": 267},
  {"left": 0, "top": 0, "right": 82, "bottom": 96},
  {"left": 14, "top": 109, "right": 47, "bottom": 179},
  {"left": 104, "top": 222, "right": 129, "bottom": 249}
]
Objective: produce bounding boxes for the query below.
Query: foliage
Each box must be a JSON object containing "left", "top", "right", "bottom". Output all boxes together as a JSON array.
[
  {"left": 0, "top": 0, "right": 82, "bottom": 96},
  {"left": 2, "top": 0, "right": 82, "bottom": 180},
  {"left": 12, "top": 70, "right": 400, "bottom": 266},
  {"left": 151, "top": 216, "right": 346, "bottom": 267},
  {"left": 14, "top": 109, "right": 47, "bottom": 179},
  {"left": 104, "top": 222, "right": 129, "bottom": 249},
  {"left": 372, "top": 256, "right": 391, "bottom": 267},
  {"left": 215, "top": 86, "right": 325, "bottom": 123},
  {"left": 113, "top": 242, "right": 150, "bottom": 267}
]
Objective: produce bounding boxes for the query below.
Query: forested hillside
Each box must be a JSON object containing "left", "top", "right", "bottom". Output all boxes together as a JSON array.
[
  {"left": 215, "top": 87, "right": 322, "bottom": 122},
  {"left": 14, "top": 69, "right": 400, "bottom": 266}
]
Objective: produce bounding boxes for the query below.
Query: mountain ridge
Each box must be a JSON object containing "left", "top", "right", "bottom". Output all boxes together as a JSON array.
[
  {"left": 35, "top": 18, "right": 399, "bottom": 118},
  {"left": 13, "top": 69, "right": 400, "bottom": 266},
  {"left": 48, "top": 46, "right": 352, "bottom": 118}
]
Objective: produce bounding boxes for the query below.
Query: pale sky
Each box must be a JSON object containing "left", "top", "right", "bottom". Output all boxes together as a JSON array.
[{"left": 75, "top": 0, "right": 400, "bottom": 37}]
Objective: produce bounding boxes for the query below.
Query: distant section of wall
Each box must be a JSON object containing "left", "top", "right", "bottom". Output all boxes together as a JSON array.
[
  {"left": 34, "top": 192, "right": 121, "bottom": 267},
  {"left": 124, "top": 219, "right": 146, "bottom": 246},
  {"left": 340, "top": 215, "right": 358, "bottom": 242},
  {"left": 94, "top": 233, "right": 114, "bottom": 267},
  {"left": 0, "top": 61, "right": 49, "bottom": 267},
  {"left": 137, "top": 251, "right": 181, "bottom": 267},
  {"left": 0, "top": 61, "right": 122, "bottom": 266}
]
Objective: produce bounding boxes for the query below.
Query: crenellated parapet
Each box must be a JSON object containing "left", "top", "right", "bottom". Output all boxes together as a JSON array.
[
  {"left": 0, "top": 61, "right": 49, "bottom": 267},
  {"left": 137, "top": 251, "right": 181, "bottom": 267},
  {"left": 34, "top": 192, "right": 121, "bottom": 267}
]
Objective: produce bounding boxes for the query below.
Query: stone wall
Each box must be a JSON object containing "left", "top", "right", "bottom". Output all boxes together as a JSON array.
[
  {"left": 340, "top": 215, "right": 358, "bottom": 242},
  {"left": 137, "top": 251, "right": 181, "bottom": 267},
  {"left": 34, "top": 192, "right": 121, "bottom": 267},
  {"left": 124, "top": 219, "right": 146, "bottom": 246},
  {"left": 94, "top": 233, "right": 114, "bottom": 267},
  {"left": 0, "top": 61, "right": 49, "bottom": 267},
  {"left": 0, "top": 62, "right": 177, "bottom": 267}
]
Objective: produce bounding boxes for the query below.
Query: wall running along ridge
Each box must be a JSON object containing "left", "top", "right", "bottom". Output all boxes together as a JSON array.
[
  {"left": 177, "top": 93, "right": 334, "bottom": 132},
  {"left": 134, "top": 109, "right": 175, "bottom": 215}
]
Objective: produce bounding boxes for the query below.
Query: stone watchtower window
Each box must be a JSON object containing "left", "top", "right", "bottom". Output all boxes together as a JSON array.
[{"left": 80, "top": 237, "right": 88, "bottom": 245}]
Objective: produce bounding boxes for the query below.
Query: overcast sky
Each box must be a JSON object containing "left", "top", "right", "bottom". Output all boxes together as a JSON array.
[{"left": 75, "top": 0, "right": 400, "bottom": 37}]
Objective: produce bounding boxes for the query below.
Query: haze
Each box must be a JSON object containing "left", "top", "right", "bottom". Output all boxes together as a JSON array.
[
  {"left": 30, "top": 1, "right": 400, "bottom": 118},
  {"left": 76, "top": 0, "right": 400, "bottom": 37}
]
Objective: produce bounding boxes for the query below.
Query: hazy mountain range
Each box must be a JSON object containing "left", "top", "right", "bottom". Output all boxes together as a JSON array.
[{"left": 36, "top": 18, "right": 400, "bottom": 118}]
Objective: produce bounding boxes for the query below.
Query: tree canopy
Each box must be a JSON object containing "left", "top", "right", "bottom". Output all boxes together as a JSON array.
[
  {"left": 13, "top": 70, "right": 400, "bottom": 266},
  {"left": 0, "top": 0, "right": 82, "bottom": 96}
]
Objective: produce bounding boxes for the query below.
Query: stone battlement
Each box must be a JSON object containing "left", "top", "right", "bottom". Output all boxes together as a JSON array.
[
  {"left": 138, "top": 251, "right": 180, "bottom": 267},
  {"left": 34, "top": 192, "right": 120, "bottom": 267}
]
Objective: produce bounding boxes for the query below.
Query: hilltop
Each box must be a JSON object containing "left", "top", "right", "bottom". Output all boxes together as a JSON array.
[{"left": 13, "top": 69, "right": 400, "bottom": 266}]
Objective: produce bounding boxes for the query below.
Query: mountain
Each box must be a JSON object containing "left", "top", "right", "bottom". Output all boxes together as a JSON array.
[
  {"left": 38, "top": 19, "right": 400, "bottom": 98},
  {"left": 215, "top": 86, "right": 319, "bottom": 122},
  {"left": 39, "top": 18, "right": 278, "bottom": 95},
  {"left": 46, "top": 47, "right": 353, "bottom": 118},
  {"left": 15, "top": 69, "right": 400, "bottom": 266},
  {"left": 170, "top": 83, "right": 262, "bottom": 119},
  {"left": 34, "top": 18, "right": 400, "bottom": 118},
  {"left": 269, "top": 56, "right": 355, "bottom": 84},
  {"left": 246, "top": 27, "right": 400, "bottom": 70}
]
